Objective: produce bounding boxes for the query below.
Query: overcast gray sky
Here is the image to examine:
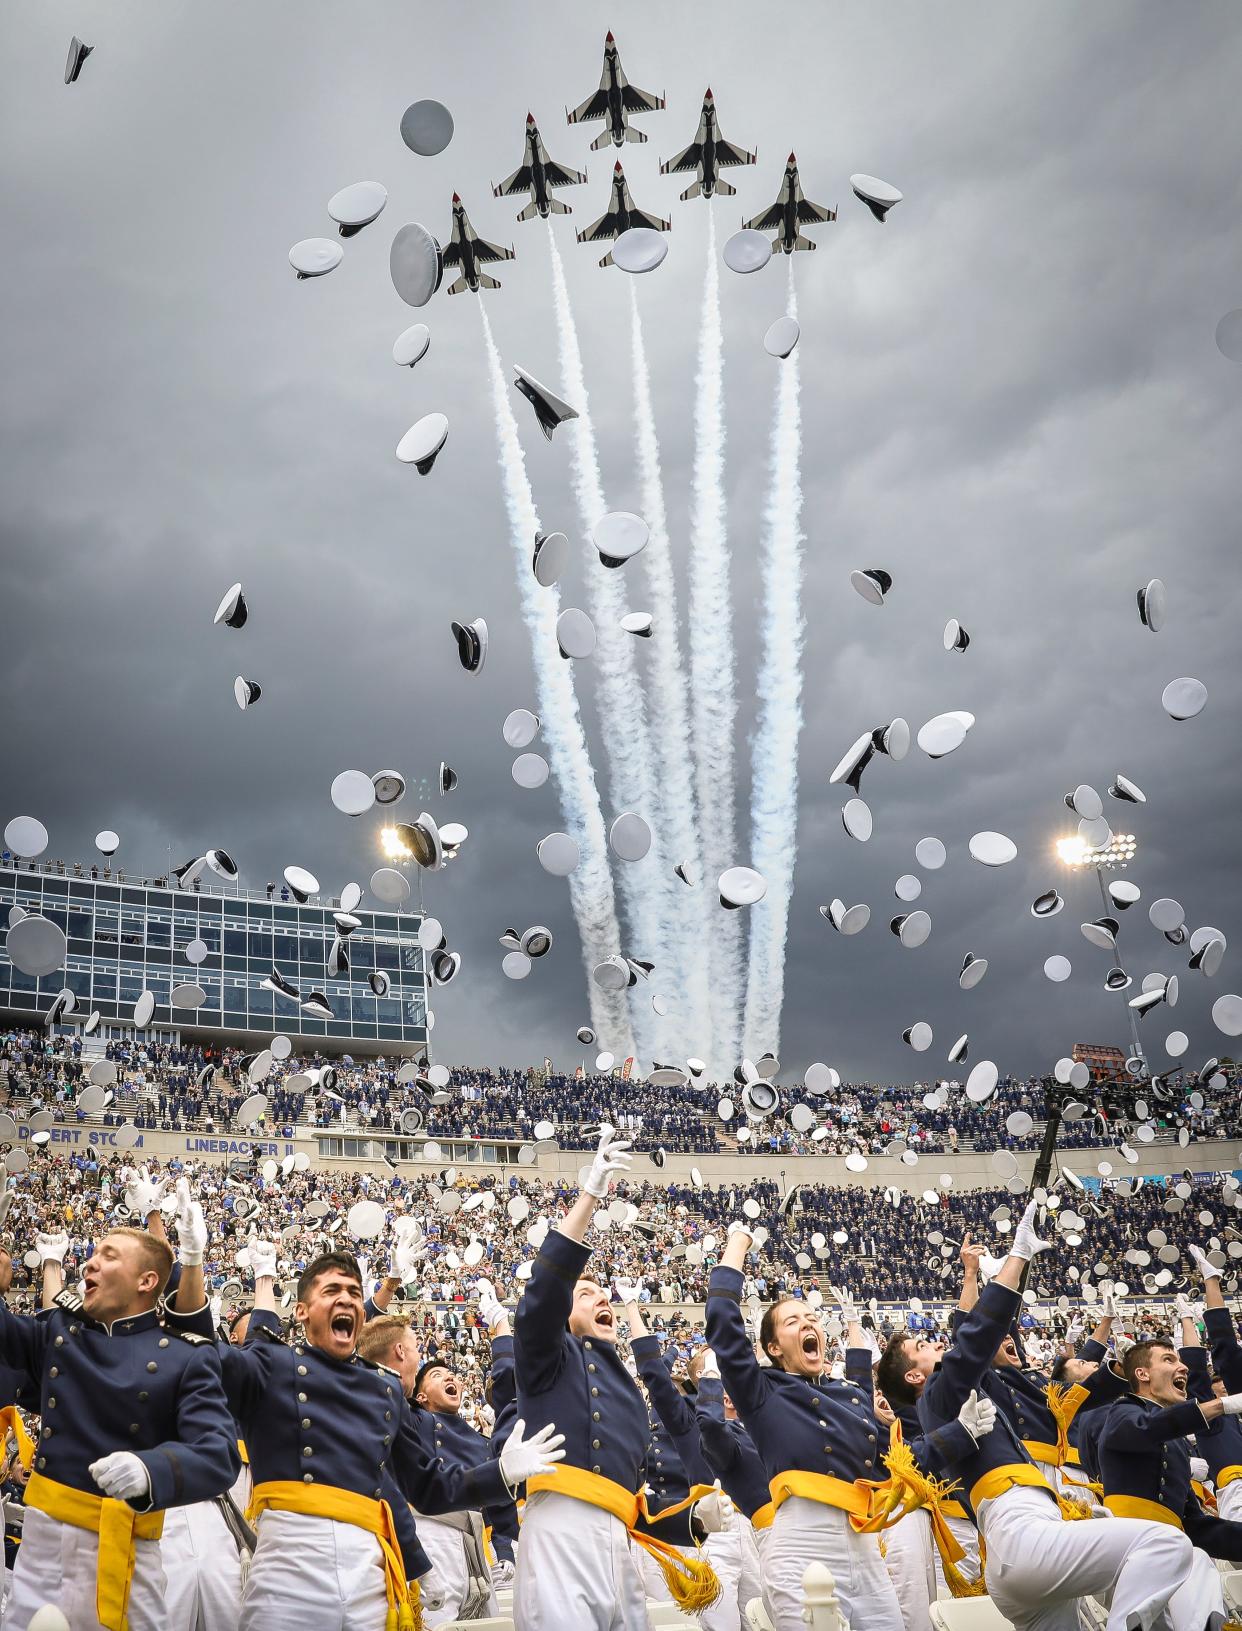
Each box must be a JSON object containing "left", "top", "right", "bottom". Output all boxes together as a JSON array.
[{"left": 3, "top": 2, "right": 1241, "bottom": 1084}]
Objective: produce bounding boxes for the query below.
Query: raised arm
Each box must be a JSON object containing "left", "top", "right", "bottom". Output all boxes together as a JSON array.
[
  {"left": 35, "top": 1231, "right": 68, "bottom": 1310},
  {"left": 957, "top": 1234, "right": 984, "bottom": 1315},
  {"left": 163, "top": 1181, "right": 214, "bottom": 1340},
  {"left": 139, "top": 1343, "right": 241, "bottom": 1508},
  {"left": 1194, "top": 1247, "right": 1242, "bottom": 1394},
  {"left": 693, "top": 1355, "right": 744, "bottom": 1480},
  {"left": 626, "top": 1307, "right": 713, "bottom": 1485},
  {"left": 706, "top": 1222, "right": 769, "bottom": 1421},
  {"left": 1099, "top": 1394, "right": 1225, "bottom": 1453}
]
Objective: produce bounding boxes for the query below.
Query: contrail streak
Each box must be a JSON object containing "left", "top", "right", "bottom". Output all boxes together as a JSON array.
[
  {"left": 628, "top": 280, "right": 712, "bottom": 1058},
  {"left": 478, "top": 302, "right": 634, "bottom": 1058},
  {"left": 545, "top": 221, "right": 667, "bottom": 1061},
  {"left": 743, "top": 262, "right": 805, "bottom": 1059},
  {"left": 688, "top": 210, "right": 741, "bottom": 1072}
]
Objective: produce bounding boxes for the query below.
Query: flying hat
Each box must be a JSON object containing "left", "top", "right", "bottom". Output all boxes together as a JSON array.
[
  {"left": 93, "top": 829, "right": 120, "bottom": 858},
  {"left": 890, "top": 911, "right": 931, "bottom": 949},
  {"left": 609, "top": 812, "right": 652, "bottom": 862},
  {"left": 576, "top": 1026, "right": 596, "bottom": 1045},
  {"left": 592, "top": 512, "right": 649, "bottom": 569},
  {"left": 894, "top": 875, "right": 921, "bottom": 902},
  {"left": 392, "top": 323, "right": 431, "bottom": 368},
  {"left": 532, "top": 530, "right": 569, "bottom": 588},
  {"left": 133, "top": 991, "right": 155, "bottom": 1028},
  {"left": 959, "top": 953, "right": 988, "bottom": 990},
  {"left": 742, "top": 1080, "right": 778, "bottom": 1120},
  {"left": 1044, "top": 955, "right": 1072, "bottom": 982},
  {"left": 439, "top": 762, "right": 458, "bottom": 795},
  {"left": 289, "top": 239, "right": 342, "bottom": 278},
  {"left": 830, "top": 731, "right": 875, "bottom": 793},
  {"left": 1064, "top": 784, "right": 1103, "bottom": 820},
  {"left": 5, "top": 916, "right": 67, "bottom": 979},
  {"left": 1162, "top": 677, "right": 1207, "bottom": 721},
  {"left": 756, "top": 1052, "right": 779, "bottom": 1080},
  {"left": 397, "top": 413, "right": 450, "bottom": 474},
  {"left": 206, "top": 848, "right": 237, "bottom": 881},
  {"left": 1032, "top": 889, "right": 1064, "bottom": 917},
  {"left": 45, "top": 989, "right": 74, "bottom": 1028},
  {"left": 1212, "top": 995, "right": 1242, "bottom": 1037},
  {"left": 498, "top": 928, "right": 521, "bottom": 951},
  {"left": 369, "top": 869, "right": 409, "bottom": 905},
  {"left": 1149, "top": 897, "right": 1184, "bottom": 932},
  {"left": 214, "top": 583, "right": 247, "bottom": 629},
  {"left": 171, "top": 982, "right": 206, "bottom": 1010},
  {"left": 722, "top": 230, "right": 771, "bottom": 274},
  {"left": 613, "top": 227, "right": 668, "bottom": 274},
  {"left": 390, "top": 222, "right": 446, "bottom": 306},
  {"left": 820, "top": 899, "right": 870, "bottom": 934},
  {"left": 372, "top": 771, "right": 407, "bottom": 807},
  {"left": 521, "top": 926, "right": 553, "bottom": 959},
  {"left": 283, "top": 865, "right": 319, "bottom": 903},
  {"left": 332, "top": 913, "right": 360, "bottom": 938},
  {"left": 503, "top": 708, "right": 540, "bottom": 748},
  {"left": 649, "top": 1064, "right": 687, "bottom": 1088},
  {"left": 513, "top": 367, "right": 578, "bottom": 441},
  {"left": 331, "top": 771, "right": 376, "bottom": 817},
  {"left": 65, "top": 34, "right": 92, "bottom": 83},
  {"left": 301, "top": 992, "right": 333, "bottom": 1019},
  {"left": 430, "top": 950, "right": 461, "bottom": 986},
  {"left": 592, "top": 955, "right": 630, "bottom": 991},
  {"left": 1104, "top": 967, "right": 1132, "bottom": 991},
  {"left": 1190, "top": 936, "right": 1225, "bottom": 977},
  {"left": 1109, "top": 774, "right": 1146, "bottom": 804},
  {"left": 1108, "top": 879, "right": 1140, "bottom": 910},
  {"left": 903, "top": 1022, "right": 933, "bottom": 1052},
  {"left": 621, "top": 613, "right": 653, "bottom": 637},
  {"left": 873, "top": 718, "right": 911, "bottom": 761},
  {"left": 1137, "top": 579, "right": 1166, "bottom": 631},
  {"left": 394, "top": 813, "right": 443, "bottom": 870},
  {"left": 4, "top": 815, "right": 48, "bottom": 859},
  {"left": 841, "top": 799, "right": 872, "bottom": 842},
  {"left": 1080, "top": 917, "right": 1119, "bottom": 950},
  {"left": 368, "top": 970, "right": 391, "bottom": 997},
  {"left": 719, "top": 866, "right": 766, "bottom": 908},
  {"left": 674, "top": 861, "right": 697, "bottom": 886},
  {"left": 327, "top": 181, "right": 387, "bottom": 237},
  {"left": 850, "top": 174, "right": 903, "bottom": 221},
  {"left": 914, "top": 836, "right": 947, "bottom": 871},
  {"left": 556, "top": 608, "right": 596, "bottom": 659},
  {"left": 764, "top": 316, "right": 800, "bottom": 359},
  {"left": 400, "top": 101, "right": 454, "bottom": 156},
  {"left": 326, "top": 938, "right": 349, "bottom": 978},
  {"left": 233, "top": 677, "right": 262, "bottom": 710},
  {"left": 849, "top": 568, "right": 892, "bottom": 606},
  {"left": 537, "top": 833, "right": 580, "bottom": 877},
  {"left": 948, "top": 1033, "right": 969, "bottom": 1064},
  {"left": 943, "top": 619, "right": 970, "bottom": 653},
  {"left": 917, "top": 712, "right": 974, "bottom": 758},
  {"left": 969, "top": 832, "right": 1017, "bottom": 866},
  {"left": 965, "top": 1061, "right": 999, "bottom": 1102}
]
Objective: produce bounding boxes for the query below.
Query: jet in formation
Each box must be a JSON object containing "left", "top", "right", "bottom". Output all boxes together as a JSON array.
[
  {"left": 660, "top": 89, "right": 756, "bottom": 199},
  {"left": 744, "top": 153, "right": 837, "bottom": 252},
  {"left": 493, "top": 114, "right": 588, "bottom": 221},
  {"left": 577, "top": 161, "right": 672, "bottom": 268},
  {"left": 567, "top": 31, "right": 665, "bottom": 150},
  {"left": 442, "top": 195, "right": 515, "bottom": 295}
]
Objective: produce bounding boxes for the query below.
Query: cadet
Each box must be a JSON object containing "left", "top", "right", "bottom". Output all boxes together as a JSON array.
[
  {"left": 916, "top": 1201, "right": 1197, "bottom": 1631},
  {"left": 220, "top": 1245, "right": 561, "bottom": 1631},
  {"left": 690, "top": 1347, "right": 769, "bottom": 1625},
  {"left": 512, "top": 1125, "right": 719, "bottom": 1631},
  {"left": 0, "top": 1223, "right": 240, "bottom": 1631},
  {"left": 1174, "top": 1293, "right": 1242, "bottom": 1522}
]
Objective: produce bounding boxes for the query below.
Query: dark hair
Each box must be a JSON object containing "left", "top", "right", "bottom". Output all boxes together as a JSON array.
[
  {"left": 876, "top": 1330, "right": 919, "bottom": 1409},
  {"left": 1049, "top": 1353, "right": 1073, "bottom": 1385},
  {"left": 414, "top": 1358, "right": 456, "bottom": 1398},
  {"left": 759, "top": 1299, "right": 794, "bottom": 1367},
  {"left": 1123, "top": 1338, "right": 1174, "bottom": 1388},
  {"left": 227, "top": 1305, "right": 253, "bottom": 1333},
  {"left": 296, "top": 1251, "right": 362, "bottom": 1304}
]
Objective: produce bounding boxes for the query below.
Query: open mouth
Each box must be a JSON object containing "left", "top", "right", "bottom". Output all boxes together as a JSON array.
[
  {"left": 801, "top": 1332, "right": 820, "bottom": 1362},
  {"left": 1173, "top": 1377, "right": 1187, "bottom": 1395},
  {"left": 597, "top": 1308, "right": 615, "bottom": 1331},
  {"left": 331, "top": 1313, "right": 355, "bottom": 1340}
]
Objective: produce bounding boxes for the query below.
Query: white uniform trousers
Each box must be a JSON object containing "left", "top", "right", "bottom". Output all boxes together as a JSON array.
[
  {"left": 761, "top": 1497, "right": 903, "bottom": 1631},
  {"left": 683, "top": 1521, "right": 766, "bottom": 1631},
  {"left": 1217, "top": 1479, "right": 1242, "bottom": 1523},
  {"left": 514, "top": 1490, "right": 651, "bottom": 1631},
  {"left": 160, "top": 1500, "right": 244, "bottom": 1631},
  {"left": 979, "top": 1486, "right": 1194, "bottom": 1631},
  {"left": 5, "top": 1505, "right": 166, "bottom": 1631},
  {"left": 238, "top": 1508, "right": 388, "bottom": 1631},
  {"left": 418, "top": 1513, "right": 497, "bottom": 1626}
]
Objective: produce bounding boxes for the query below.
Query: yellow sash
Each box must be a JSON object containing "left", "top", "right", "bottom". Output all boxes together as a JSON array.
[
  {"left": 0, "top": 1407, "right": 34, "bottom": 1472},
  {"left": 26, "top": 1470, "right": 164, "bottom": 1631},
  {"left": 1045, "top": 1382, "right": 1092, "bottom": 1465},
  {"left": 249, "top": 1481, "right": 418, "bottom": 1631},
  {"left": 969, "top": 1460, "right": 1092, "bottom": 1523},
  {"left": 750, "top": 1501, "right": 775, "bottom": 1530},
  {"left": 1218, "top": 1466, "right": 1242, "bottom": 1491},
  {"left": 527, "top": 1466, "right": 721, "bottom": 1614},
  {"left": 1104, "top": 1494, "right": 1183, "bottom": 1529}
]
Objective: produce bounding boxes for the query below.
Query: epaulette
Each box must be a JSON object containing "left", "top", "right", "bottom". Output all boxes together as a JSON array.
[
  {"left": 172, "top": 1329, "right": 210, "bottom": 1345},
  {"left": 254, "top": 1323, "right": 286, "bottom": 1344},
  {"left": 53, "top": 1289, "right": 83, "bottom": 1315},
  {"left": 352, "top": 1353, "right": 392, "bottom": 1374}
]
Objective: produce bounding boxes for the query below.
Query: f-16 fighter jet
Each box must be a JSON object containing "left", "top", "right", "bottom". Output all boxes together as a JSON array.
[
  {"left": 442, "top": 195, "right": 515, "bottom": 294},
  {"left": 660, "top": 89, "right": 756, "bottom": 200},
  {"left": 566, "top": 31, "right": 665, "bottom": 150},
  {"left": 744, "top": 153, "right": 837, "bottom": 252},
  {"left": 577, "top": 161, "right": 671, "bottom": 268},
  {"left": 493, "top": 114, "right": 588, "bottom": 221}
]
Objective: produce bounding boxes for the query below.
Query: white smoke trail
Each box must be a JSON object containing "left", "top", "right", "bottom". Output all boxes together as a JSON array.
[
  {"left": 628, "top": 280, "right": 712, "bottom": 1059},
  {"left": 545, "top": 221, "right": 667, "bottom": 1061},
  {"left": 688, "top": 210, "right": 742, "bottom": 1073},
  {"left": 478, "top": 303, "right": 634, "bottom": 1058},
  {"left": 743, "top": 262, "right": 805, "bottom": 1059}
]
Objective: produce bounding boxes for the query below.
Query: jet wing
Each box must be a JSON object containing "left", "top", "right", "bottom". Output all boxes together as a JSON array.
[
  {"left": 576, "top": 209, "right": 620, "bottom": 244},
  {"left": 621, "top": 81, "right": 665, "bottom": 114},
  {"left": 494, "top": 164, "right": 533, "bottom": 198},
  {"left": 471, "top": 235, "right": 516, "bottom": 264},
  {"left": 567, "top": 76, "right": 610, "bottom": 124},
  {"left": 629, "top": 205, "right": 671, "bottom": 233},
  {"left": 544, "top": 159, "right": 588, "bottom": 188},
  {"left": 796, "top": 197, "right": 836, "bottom": 224},
  {"left": 660, "top": 141, "right": 703, "bottom": 176},
  {"left": 714, "top": 138, "right": 757, "bottom": 169},
  {"left": 744, "top": 200, "right": 785, "bottom": 231}
]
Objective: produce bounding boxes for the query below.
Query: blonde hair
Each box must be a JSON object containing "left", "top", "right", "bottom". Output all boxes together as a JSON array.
[
  {"left": 357, "top": 1314, "right": 412, "bottom": 1366},
  {"left": 104, "top": 1227, "right": 174, "bottom": 1298}
]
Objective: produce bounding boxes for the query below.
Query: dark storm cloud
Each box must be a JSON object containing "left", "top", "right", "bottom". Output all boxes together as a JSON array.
[{"left": 2, "top": 2, "right": 1241, "bottom": 1082}]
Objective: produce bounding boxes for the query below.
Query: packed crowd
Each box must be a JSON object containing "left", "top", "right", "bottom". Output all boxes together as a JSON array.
[{"left": 1, "top": 1028, "right": 1236, "bottom": 1159}]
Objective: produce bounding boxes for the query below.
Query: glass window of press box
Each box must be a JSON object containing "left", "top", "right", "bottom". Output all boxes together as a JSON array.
[{"left": 0, "top": 871, "right": 427, "bottom": 1047}]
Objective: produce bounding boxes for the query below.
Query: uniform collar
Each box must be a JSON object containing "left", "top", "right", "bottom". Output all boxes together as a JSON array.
[{"left": 88, "top": 1307, "right": 162, "bottom": 1337}]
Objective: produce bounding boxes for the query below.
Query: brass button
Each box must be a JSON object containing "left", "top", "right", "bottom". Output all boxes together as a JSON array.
[
  {"left": 37, "top": 1458, "right": 45, "bottom": 1469},
  {"left": 147, "top": 1362, "right": 158, "bottom": 1373},
  {"left": 584, "top": 1341, "right": 593, "bottom": 1351},
  {"left": 42, "top": 1427, "right": 52, "bottom": 1440},
  {"left": 138, "top": 1391, "right": 149, "bottom": 1402},
  {"left": 592, "top": 1464, "right": 601, "bottom": 1474},
  {"left": 298, "top": 1366, "right": 308, "bottom": 1377},
  {"left": 303, "top": 1447, "right": 313, "bottom": 1458},
  {"left": 591, "top": 1387, "right": 599, "bottom": 1397},
  {"left": 298, "top": 1393, "right": 308, "bottom": 1404},
  {"left": 383, "top": 1435, "right": 391, "bottom": 1446},
  {"left": 159, "top": 1338, "right": 169, "bottom": 1349},
  {"left": 593, "top": 1411, "right": 601, "bottom": 1421},
  {"left": 385, "top": 1411, "right": 392, "bottom": 1422},
  {"left": 47, "top": 1398, "right": 56, "bottom": 1409},
  {"left": 54, "top": 1336, "right": 64, "bottom": 1348},
  {"left": 303, "top": 1473, "right": 313, "bottom": 1484},
  {"left": 301, "top": 1419, "right": 311, "bottom": 1430},
  {"left": 588, "top": 1364, "right": 596, "bottom": 1373},
  {"left": 49, "top": 1368, "right": 58, "bottom": 1379},
  {"left": 130, "top": 1424, "right": 140, "bottom": 1435}
]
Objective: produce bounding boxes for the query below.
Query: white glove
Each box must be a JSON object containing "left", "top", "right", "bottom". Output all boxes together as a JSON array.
[
  {"left": 583, "top": 1125, "right": 633, "bottom": 1198},
  {"left": 209, "top": 1294, "right": 224, "bottom": 1327},
  {"left": 833, "top": 1286, "right": 859, "bottom": 1326},
  {"left": 1085, "top": 1504, "right": 1114, "bottom": 1518},
  {"left": 421, "top": 1583, "right": 447, "bottom": 1612},
  {"left": 123, "top": 1165, "right": 169, "bottom": 1221},
  {"left": 694, "top": 1481, "right": 736, "bottom": 1534},
  {"left": 1100, "top": 1286, "right": 1118, "bottom": 1318},
  {"left": 243, "top": 1237, "right": 277, "bottom": 1281},
  {"left": 35, "top": 1231, "right": 69, "bottom": 1266},
  {"left": 1189, "top": 1456, "right": 1211, "bottom": 1481},
  {"left": 613, "top": 1278, "right": 643, "bottom": 1306},
  {"left": 1010, "top": 1201, "right": 1050, "bottom": 1263},
  {"left": 957, "top": 1389, "right": 998, "bottom": 1442},
  {"left": 173, "top": 1179, "right": 207, "bottom": 1266},
  {"left": 388, "top": 1232, "right": 424, "bottom": 1284},
  {"left": 727, "top": 1220, "right": 755, "bottom": 1244},
  {"left": 1191, "top": 1244, "right": 1222, "bottom": 1282},
  {"left": 1220, "top": 1393, "right": 1242, "bottom": 1416},
  {"left": 498, "top": 1418, "right": 567, "bottom": 1487},
  {"left": 89, "top": 1451, "right": 152, "bottom": 1503},
  {"left": 700, "top": 1349, "right": 721, "bottom": 1381},
  {"left": 475, "top": 1280, "right": 507, "bottom": 1333},
  {"left": 1113, "top": 1332, "right": 1135, "bottom": 1359},
  {"left": 1174, "top": 1293, "right": 1196, "bottom": 1322},
  {"left": 490, "top": 1559, "right": 515, "bottom": 1589}
]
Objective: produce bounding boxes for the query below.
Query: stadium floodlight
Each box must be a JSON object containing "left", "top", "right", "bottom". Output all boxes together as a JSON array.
[
  {"left": 1057, "top": 832, "right": 1145, "bottom": 1070},
  {"left": 380, "top": 826, "right": 411, "bottom": 862}
]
